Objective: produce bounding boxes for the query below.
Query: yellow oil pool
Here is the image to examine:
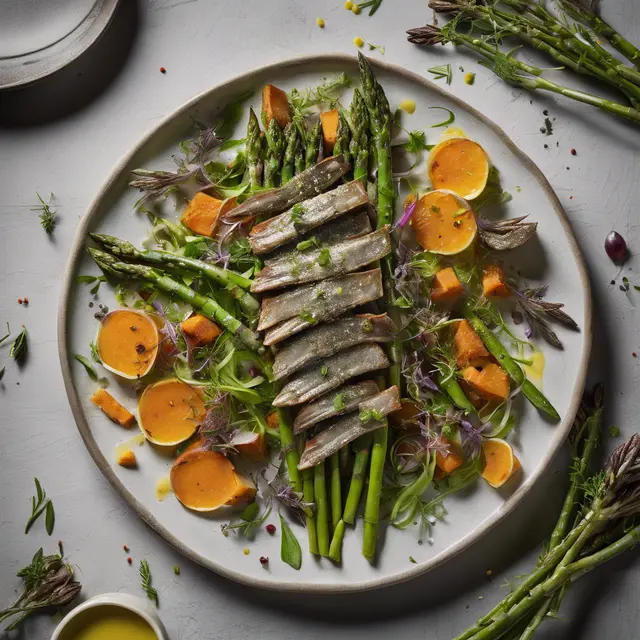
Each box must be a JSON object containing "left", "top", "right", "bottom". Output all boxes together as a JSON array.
[
  {"left": 440, "top": 126, "right": 466, "bottom": 140},
  {"left": 523, "top": 351, "right": 545, "bottom": 388},
  {"left": 58, "top": 605, "right": 156, "bottom": 640},
  {"left": 155, "top": 476, "right": 172, "bottom": 502}
]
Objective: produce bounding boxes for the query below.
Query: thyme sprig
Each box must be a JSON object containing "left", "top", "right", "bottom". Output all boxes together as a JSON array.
[
  {"left": 25, "top": 478, "right": 54, "bottom": 535},
  {"left": 32, "top": 193, "right": 56, "bottom": 234}
]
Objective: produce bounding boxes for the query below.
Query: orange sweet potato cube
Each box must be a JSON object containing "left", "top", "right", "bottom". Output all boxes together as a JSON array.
[
  {"left": 435, "top": 440, "right": 464, "bottom": 475},
  {"left": 181, "top": 315, "right": 222, "bottom": 347},
  {"left": 462, "top": 360, "right": 510, "bottom": 402},
  {"left": 319, "top": 109, "right": 339, "bottom": 153},
  {"left": 482, "top": 264, "right": 511, "bottom": 298},
  {"left": 454, "top": 320, "right": 490, "bottom": 368},
  {"left": 431, "top": 267, "right": 464, "bottom": 303},
  {"left": 90, "top": 388, "right": 136, "bottom": 428},
  {"left": 262, "top": 84, "right": 292, "bottom": 128},
  {"left": 181, "top": 193, "right": 224, "bottom": 237}
]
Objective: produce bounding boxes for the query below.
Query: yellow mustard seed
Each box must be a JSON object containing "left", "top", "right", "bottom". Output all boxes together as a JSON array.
[
  {"left": 352, "top": 4, "right": 361, "bottom": 14},
  {"left": 344, "top": 1, "right": 353, "bottom": 9},
  {"left": 316, "top": 18, "right": 325, "bottom": 28},
  {"left": 243, "top": 548, "right": 250, "bottom": 555},
  {"left": 464, "top": 72, "right": 476, "bottom": 85},
  {"left": 353, "top": 36, "right": 364, "bottom": 48}
]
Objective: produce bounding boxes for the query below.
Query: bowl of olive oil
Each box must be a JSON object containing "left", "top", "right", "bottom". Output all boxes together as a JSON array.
[{"left": 52, "top": 593, "right": 168, "bottom": 640}]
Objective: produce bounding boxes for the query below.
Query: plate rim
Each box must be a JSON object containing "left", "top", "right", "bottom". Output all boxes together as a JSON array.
[{"left": 57, "top": 53, "right": 593, "bottom": 594}]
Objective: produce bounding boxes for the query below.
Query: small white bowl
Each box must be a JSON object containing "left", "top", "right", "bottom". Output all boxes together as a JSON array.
[{"left": 51, "top": 592, "right": 169, "bottom": 640}]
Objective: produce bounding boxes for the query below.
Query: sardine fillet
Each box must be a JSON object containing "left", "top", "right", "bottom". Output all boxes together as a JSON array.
[
  {"left": 273, "top": 343, "right": 389, "bottom": 407},
  {"left": 293, "top": 380, "right": 380, "bottom": 434},
  {"left": 297, "top": 386, "right": 401, "bottom": 470},
  {"left": 258, "top": 268, "right": 383, "bottom": 332},
  {"left": 248, "top": 181, "right": 368, "bottom": 255},
  {"left": 224, "top": 155, "right": 350, "bottom": 221},
  {"left": 251, "top": 226, "right": 391, "bottom": 293},
  {"left": 273, "top": 313, "right": 395, "bottom": 381},
  {"left": 269, "top": 212, "right": 372, "bottom": 261}
]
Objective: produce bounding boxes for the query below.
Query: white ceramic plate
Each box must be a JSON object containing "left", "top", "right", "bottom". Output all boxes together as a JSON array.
[{"left": 58, "top": 55, "right": 592, "bottom": 593}]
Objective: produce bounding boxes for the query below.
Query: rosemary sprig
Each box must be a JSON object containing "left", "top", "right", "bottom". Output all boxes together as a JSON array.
[
  {"left": 358, "top": 0, "right": 384, "bottom": 16},
  {"left": 32, "top": 193, "right": 56, "bottom": 234},
  {"left": 139, "top": 559, "right": 159, "bottom": 606},
  {"left": 427, "top": 63, "right": 452, "bottom": 85},
  {"left": 25, "top": 478, "right": 54, "bottom": 535}
]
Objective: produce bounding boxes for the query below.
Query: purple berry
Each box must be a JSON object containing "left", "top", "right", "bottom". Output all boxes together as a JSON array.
[{"left": 605, "top": 231, "right": 627, "bottom": 264}]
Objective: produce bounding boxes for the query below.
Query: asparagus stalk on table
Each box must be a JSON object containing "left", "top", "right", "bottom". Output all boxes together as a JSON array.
[
  {"left": 358, "top": 52, "right": 400, "bottom": 560},
  {"left": 263, "top": 117, "right": 285, "bottom": 188},
  {"left": 246, "top": 108, "right": 264, "bottom": 191},
  {"left": 88, "top": 233, "right": 260, "bottom": 320},
  {"left": 88, "top": 249, "right": 264, "bottom": 353},
  {"left": 407, "top": 24, "right": 640, "bottom": 124}
]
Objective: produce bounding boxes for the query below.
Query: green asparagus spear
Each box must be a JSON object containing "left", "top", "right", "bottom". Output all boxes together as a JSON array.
[
  {"left": 88, "top": 249, "right": 264, "bottom": 353},
  {"left": 343, "top": 434, "right": 372, "bottom": 524},
  {"left": 302, "top": 468, "right": 319, "bottom": 555},
  {"left": 246, "top": 108, "right": 263, "bottom": 191},
  {"left": 89, "top": 233, "right": 259, "bottom": 319},
  {"left": 464, "top": 310, "right": 560, "bottom": 420},
  {"left": 314, "top": 461, "right": 330, "bottom": 556},
  {"left": 333, "top": 112, "right": 352, "bottom": 169},
  {"left": 305, "top": 122, "right": 322, "bottom": 169},
  {"left": 358, "top": 52, "right": 399, "bottom": 560},
  {"left": 437, "top": 373, "right": 477, "bottom": 414},
  {"left": 348, "top": 88, "right": 369, "bottom": 183},
  {"left": 329, "top": 452, "right": 342, "bottom": 533},
  {"left": 263, "top": 118, "right": 285, "bottom": 188},
  {"left": 277, "top": 407, "right": 302, "bottom": 493},
  {"left": 280, "top": 123, "right": 298, "bottom": 185},
  {"left": 328, "top": 519, "right": 346, "bottom": 563}
]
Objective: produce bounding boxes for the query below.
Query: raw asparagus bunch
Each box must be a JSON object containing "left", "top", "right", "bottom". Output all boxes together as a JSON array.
[
  {"left": 408, "top": 22, "right": 640, "bottom": 124},
  {"left": 407, "top": 1, "right": 640, "bottom": 124},
  {"left": 89, "top": 233, "right": 260, "bottom": 320},
  {"left": 455, "top": 387, "right": 640, "bottom": 640},
  {"left": 89, "top": 249, "right": 264, "bottom": 353}
]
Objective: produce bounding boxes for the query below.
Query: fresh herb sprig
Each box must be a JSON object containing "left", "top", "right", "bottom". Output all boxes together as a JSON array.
[
  {"left": 427, "top": 63, "right": 452, "bottom": 85},
  {"left": 358, "top": 0, "right": 384, "bottom": 16},
  {"left": 10, "top": 326, "right": 27, "bottom": 361},
  {"left": 139, "top": 559, "right": 159, "bottom": 606},
  {"left": 25, "top": 478, "right": 55, "bottom": 535},
  {"left": 279, "top": 513, "right": 302, "bottom": 570},
  {"left": 76, "top": 275, "right": 107, "bottom": 295},
  {"left": 32, "top": 193, "right": 56, "bottom": 234},
  {"left": 0, "top": 548, "right": 81, "bottom": 631}
]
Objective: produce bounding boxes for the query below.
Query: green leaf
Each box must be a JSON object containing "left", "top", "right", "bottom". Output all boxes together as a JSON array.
[
  {"left": 279, "top": 514, "right": 302, "bottom": 570},
  {"left": 403, "top": 130, "right": 429, "bottom": 154},
  {"left": 428, "top": 106, "right": 455, "bottom": 128},
  {"left": 35, "top": 478, "right": 43, "bottom": 502},
  {"left": 296, "top": 236, "right": 321, "bottom": 252},
  {"left": 219, "top": 138, "right": 245, "bottom": 152},
  {"left": 393, "top": 296, "right": 413, "bottom": 309},
  {"left": 320, "top": 364, "right": 329, "bottom": 377},
  {"left": 73, "top": 354, "right": 99, "bottom": 382},
  {"left": 45, "top": 501, "right": 55, "bottom": 536},
  {"left": 0, "top": 322, "right": 11, "bottom": 346},
  {"left": 10, "top": 327, "right": 27, "bottom": 361},
  {"left": 89, "top": 341, "right": 102, "bottom": 364},
  {"left": 76, "top": 275, "right": 100, "bottom": 284},
  {"left": 427, "top": 64, "right": 452, "bottom": 85},
  {"left": 241, "top": 502, "right": 260, "bottom": 521},
  {"left": 33, "top": 192, "right": 56, "bottom": 234},
  {"left": 316, "top": 248, "right": 332, "bottom": 267}
]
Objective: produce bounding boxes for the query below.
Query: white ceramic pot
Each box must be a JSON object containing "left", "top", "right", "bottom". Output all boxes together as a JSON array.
[{"left": 51, "top": 592, "right": 169, "bottom": 640}]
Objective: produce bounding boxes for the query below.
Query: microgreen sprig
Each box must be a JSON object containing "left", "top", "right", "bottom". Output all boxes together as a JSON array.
[{"left": 25, "top": 478, "right": 54, "bottom": 535}]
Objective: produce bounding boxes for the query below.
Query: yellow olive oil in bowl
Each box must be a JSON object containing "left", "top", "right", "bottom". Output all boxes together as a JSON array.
[{"left": 57, "top": 605, "right": 157, "bottom": 640}]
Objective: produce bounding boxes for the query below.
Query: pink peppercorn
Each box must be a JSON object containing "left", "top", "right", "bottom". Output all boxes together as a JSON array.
[
  {"left": 259, "top": 556, "right": 269, "bottom": 565},
  {"left": 265, "top": 524, "right": 276, "bottom": 534}
]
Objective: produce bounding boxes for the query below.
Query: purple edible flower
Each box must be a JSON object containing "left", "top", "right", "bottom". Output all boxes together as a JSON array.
[{"left": 394, "top": 198, "right": 418, "bottom": 230}]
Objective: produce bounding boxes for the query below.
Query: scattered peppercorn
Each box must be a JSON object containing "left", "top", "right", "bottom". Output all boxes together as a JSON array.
[
  {"left": 127, "top": 557, "right": 133, "bottom": 565},
  {"left": 611, "top": 280, "right": 616, "bottom": 285},
  {"left": 566, "top": 167, "right": 570, "bottom": 170},
  {"left": 17, "top": 299, "right": 22, "bottom": 304},
  {"left": 570, "top": 196, "right": 574, "bottom": 200},
  {"left": 135, "top": 343, "right": 146, "bottom": 355},
  {"left": 23, "top": 298, "right": 29, "bottom": 305},
  {"left": 265, "top": 524, "right": 276, "bottom": 534},
  {"left": 633, "top": 353, "right": 637, "bottom": 358},
  {"left": 259, "top": 556, "right": 269, "bottom": 565},
  {"left": 543, "top": 144, "right": 548, "bottom": 149},
  {"left": 89, "top": 301, "right": 94, "bottom": 308},
  {"left": 123, "top": 544, "right": 129, "bottom": 552},
  {"left": 570, "top": 148, "right": 577, "bottom": 155},
  {"left": 160, "top": 67, "right": 166, "bottom": 74},
  {"left": 486, "top": 569, "right": 493, "bottom": 576},
  {"left": 543, "top": 110, "right": 548, "bottom": 116}
]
